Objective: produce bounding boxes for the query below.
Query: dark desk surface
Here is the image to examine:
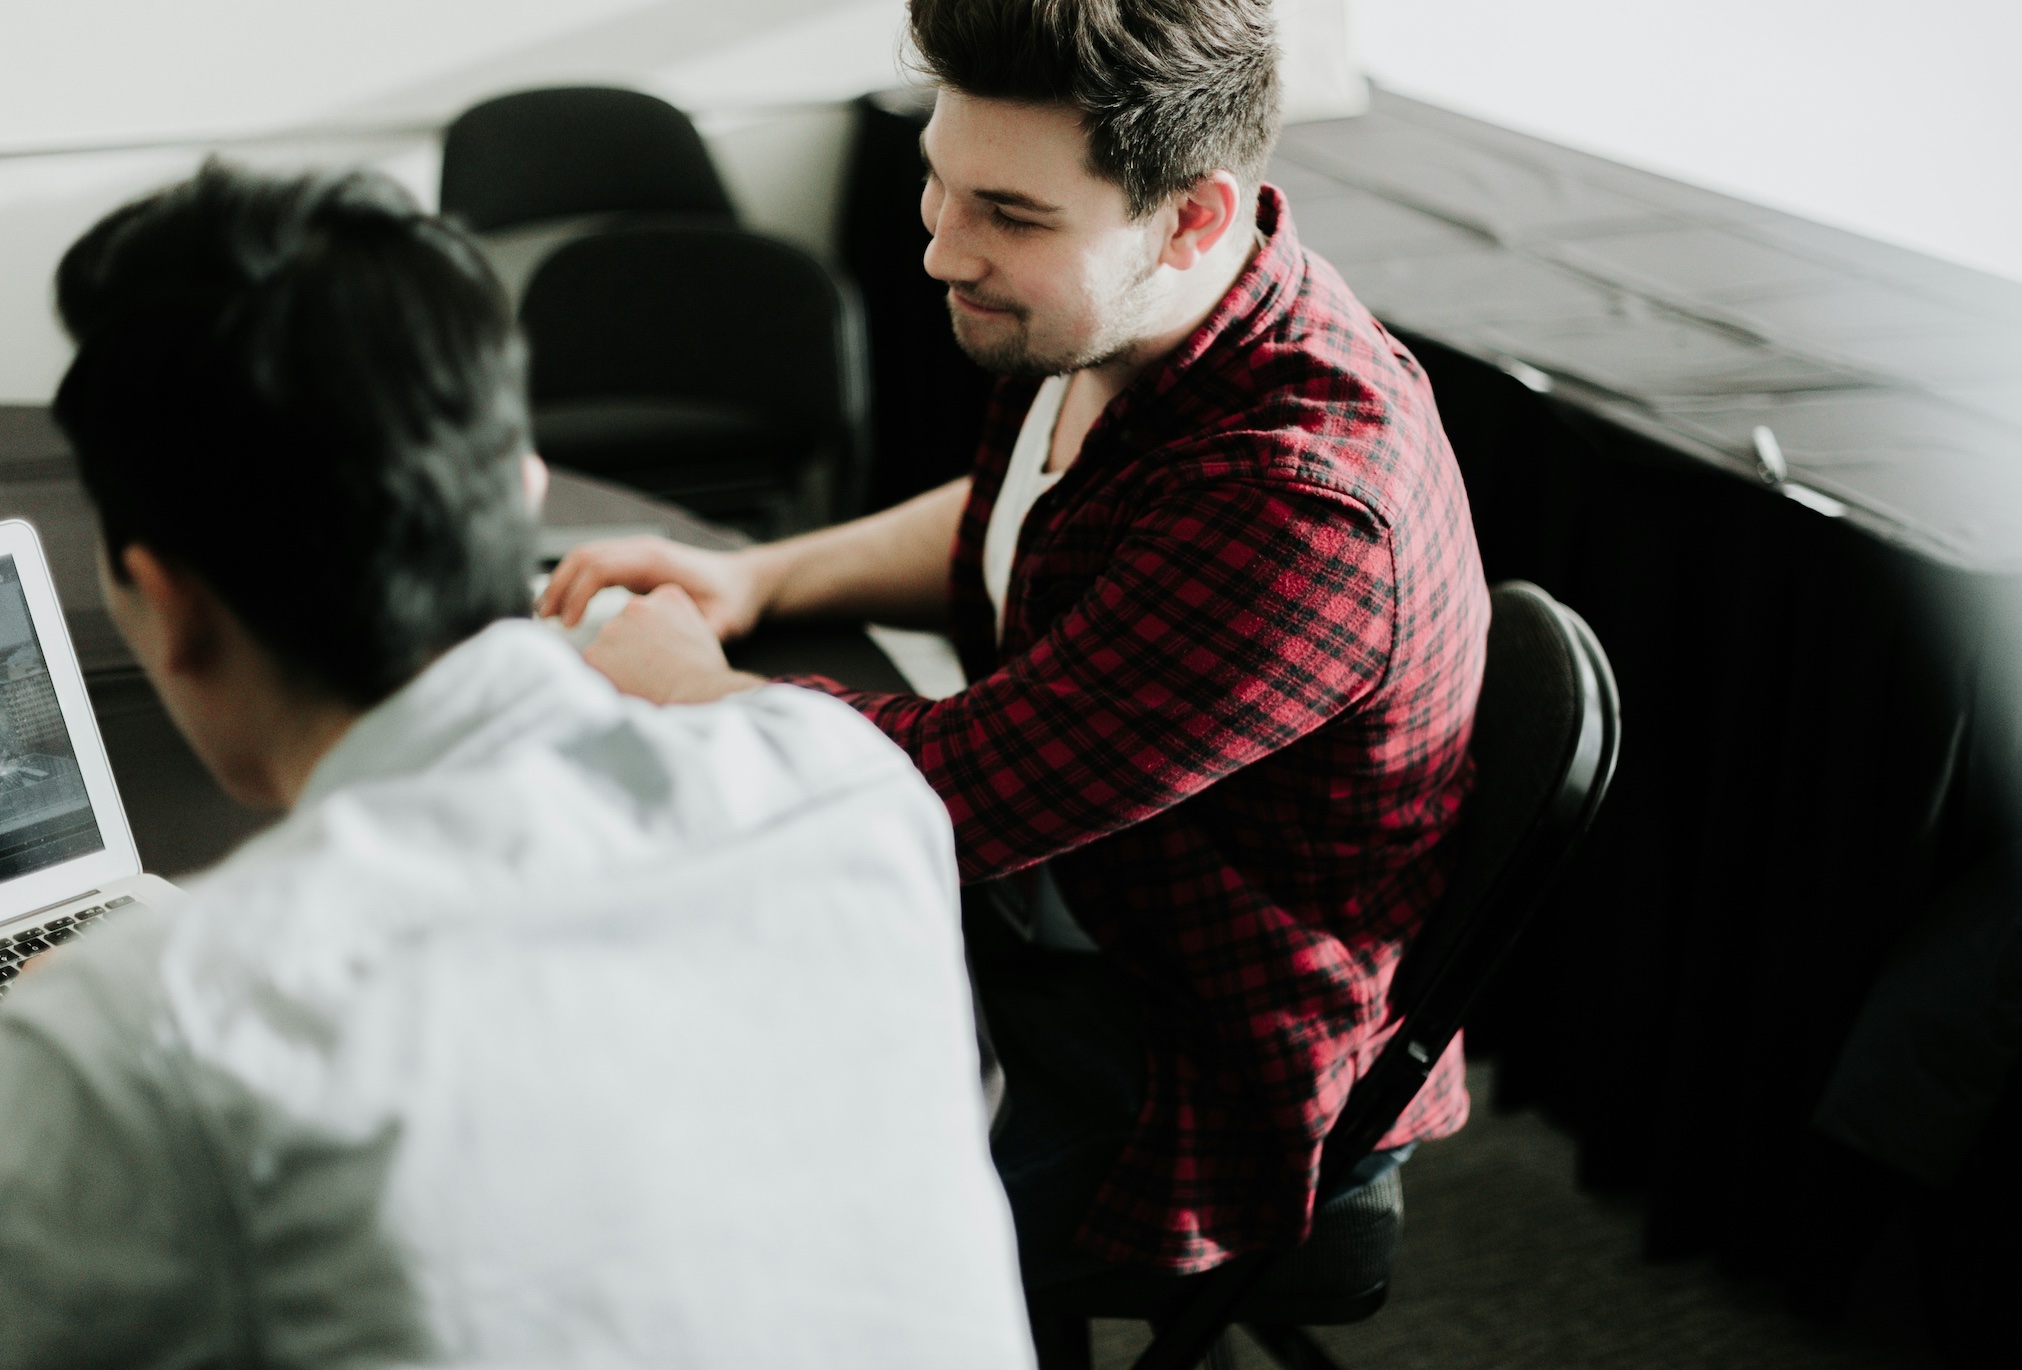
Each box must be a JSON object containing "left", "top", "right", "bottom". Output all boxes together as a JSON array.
[
  {"left": 0, "top": 406, "right": 909, "bottom": 873},
  {"left": 1275, "top": 90, "right": 2022, "bottom": 573}
]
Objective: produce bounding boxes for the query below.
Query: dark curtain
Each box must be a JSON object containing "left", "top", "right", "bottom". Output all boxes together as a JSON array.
[{"left": 1403, "top": 329, "right": 2020, "bottom": 1364}]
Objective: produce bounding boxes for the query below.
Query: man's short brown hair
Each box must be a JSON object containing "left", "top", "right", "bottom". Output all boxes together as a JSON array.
[{"left": 909, "top": 0, "right": 1282, "bottom": 218}]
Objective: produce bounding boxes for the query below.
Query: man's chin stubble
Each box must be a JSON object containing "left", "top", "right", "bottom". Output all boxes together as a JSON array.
[
  {"left": 949, "top": 304, "right": 1049, "bottom": 378},
  {"left": 948, "top": 302, "right": 1136, "bottom": 379}
]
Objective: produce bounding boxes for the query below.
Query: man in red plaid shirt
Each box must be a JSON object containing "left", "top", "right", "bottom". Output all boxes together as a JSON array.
[{"left": 545, "top": 0, "right": 1489, "bottom": 1283}]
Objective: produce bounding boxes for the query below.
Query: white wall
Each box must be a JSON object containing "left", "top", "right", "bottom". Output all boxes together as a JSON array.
[
  {"left": 0, "top": 139, "right": 442, "bottom": 405},
  {"left": 0, "top": 0, "right": 910, "bottom": 402},
  {"left": 0, "top": 0, "right": 674, "bottom": 153},
  {"left": 1358, "top": 0, "right": 2022, "bottom": 284},
  {"left": 1, "top": 0, "right": 2013, "bottom": 400}
]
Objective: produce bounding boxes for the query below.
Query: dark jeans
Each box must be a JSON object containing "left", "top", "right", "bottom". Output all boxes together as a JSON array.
[{"left": 965, "top": 898, "right": 1412, "bottom": 1291}]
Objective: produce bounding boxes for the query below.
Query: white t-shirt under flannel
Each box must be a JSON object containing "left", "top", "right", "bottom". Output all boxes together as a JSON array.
[
  {"left": 981, "top": 373, "right": 1068, "bottom": 644},
  {"left": 975, "top": 374, "right": 1099, "bottom": 955}
]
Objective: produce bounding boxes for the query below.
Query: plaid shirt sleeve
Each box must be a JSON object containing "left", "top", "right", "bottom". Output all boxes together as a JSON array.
[{"left": 790, "top": 477, "right": 1394, "bottom": 883}]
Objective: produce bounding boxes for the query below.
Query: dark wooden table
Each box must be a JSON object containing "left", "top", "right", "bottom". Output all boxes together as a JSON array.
[
  {"left": 0, "top": 406, "right": 908, "bottom": 875},
  {"left": 1274, "top": 91, "right": 2022, "bottom": 572}
]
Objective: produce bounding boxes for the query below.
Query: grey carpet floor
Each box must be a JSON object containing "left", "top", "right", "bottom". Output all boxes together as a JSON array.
[{"left": 1092, "top": 1066, "right": 1939, "bottom": 1369}]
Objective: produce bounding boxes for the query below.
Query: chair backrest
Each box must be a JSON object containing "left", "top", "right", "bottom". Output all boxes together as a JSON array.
[
  {"left": 1317, "top": 580, "right": 1620, "bottom": 1193},
  {"left": 840, "top": 89, "right": 997, "bottom": 512},
  {"left": 1103, "top": 580, "right": 1624, "bottom": 1370},
  {"left": 519, "top": 224, "right": 870, "bottom": 487},
  {"left": 440, "top": 87, "right": 734, "bottom": 234}
]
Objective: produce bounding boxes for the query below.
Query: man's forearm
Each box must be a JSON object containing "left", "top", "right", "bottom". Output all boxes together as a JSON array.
[{"left": 751, "top": 477, "right": 969, "bottom": 628}]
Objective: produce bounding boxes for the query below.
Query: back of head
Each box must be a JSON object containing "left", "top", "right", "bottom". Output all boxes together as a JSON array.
[
  {"left": 907, "top": 0, "right": 1283, "bottom": 217},
  {"left": 53, "top": 162, "right": 533, "bottom": 709}
]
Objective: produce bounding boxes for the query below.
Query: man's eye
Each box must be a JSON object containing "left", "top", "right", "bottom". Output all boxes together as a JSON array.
[{"left": 992, "top": 209, "right": 1041, "bottom": 234}]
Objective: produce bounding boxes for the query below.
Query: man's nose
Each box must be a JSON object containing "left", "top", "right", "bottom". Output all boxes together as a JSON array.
[{"left": 921, "top": 201, "right": 984, "bottom": 286}]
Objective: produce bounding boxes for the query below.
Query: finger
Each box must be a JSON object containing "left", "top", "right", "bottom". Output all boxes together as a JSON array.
[
  {"left": 541, "top": 549, "right": 592, "bottom": 624},
  {"left": 549, "top": 537, "right": 699, "bottom": 626},
  {"left": 644, "top": 582, "right": 703, "bottom": 616},
  {"left": 627, "top": 592, "right": 706, "bottom": 643},
  {"left": 536, "top": 555, "right": 574, "bottom": 620},
  {"left": 551, "top": 547, "right": 625, "bottom": 628},
  {"left": 647, "top": 575, "right": 740, "bottom": 642},
  {"left": 584, "top": 618, "right": 669, "bottom": 704}
]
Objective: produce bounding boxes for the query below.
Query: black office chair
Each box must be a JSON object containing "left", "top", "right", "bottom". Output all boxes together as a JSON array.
[
  {"left": 520, "top": 225, "right": 872, "bottom": 537},
  {"left": 440, "top": 86, "right": 734, "bottom": 235},
  {"left": 1027, "top": 581, "right": 1622, "bottom": 1370},
  {"left": 840, "top": 89, "right": 995, "bottom": 511}
]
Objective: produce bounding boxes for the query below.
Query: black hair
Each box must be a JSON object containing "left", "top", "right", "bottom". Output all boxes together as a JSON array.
[
  {"left": 53, "top": 160, "right": 534, "bottom": 708},
  {"left": 909, "top": 0, "right": 1283, "bottom": 217}
]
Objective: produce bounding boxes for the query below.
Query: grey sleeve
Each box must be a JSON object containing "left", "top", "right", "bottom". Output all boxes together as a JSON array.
[{"left": 0, "top": 981, "right": 237, "bottom": 1369}]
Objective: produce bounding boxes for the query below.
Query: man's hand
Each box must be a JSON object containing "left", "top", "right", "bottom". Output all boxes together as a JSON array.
[
  {"left": 583, "top": 585, "right": 767, "bottom": 705},
  {"left": 546, "top": 479, "right": 970, "bottom": 640},
  {"left": 15, "top": 948, "right": 62, "bottom": 978},
  {"left": 541, "top": 537, "right": 772, "bottom": 641}
]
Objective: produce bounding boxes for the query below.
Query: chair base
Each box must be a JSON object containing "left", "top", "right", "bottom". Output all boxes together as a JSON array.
[
  {"left": 1031, "top": 1313, "right": 1373, "bottom": 1370},
  {"left": 1026, "top": 1160, "right": 1399, "bottom": 1368},
  {"left": 1245, "top": 1322, "right": 1356, "bottom": 1370}
]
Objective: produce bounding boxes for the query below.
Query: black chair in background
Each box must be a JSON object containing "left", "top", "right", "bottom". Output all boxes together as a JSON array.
[
  {"left": 440, "top": 86, "right": 734, "bottom": 234},
  {"left": 520, "top": 225, "right": 871, "bottom": 538},
  {"left": 1028, "top": 581, "right": 1622, "bottom": 1370},
  {"left": 840, "top": 90, "right": 995, "bottom": 510},
  {"left": 441, "top": 87, "right": 737, "bottom": 305}
]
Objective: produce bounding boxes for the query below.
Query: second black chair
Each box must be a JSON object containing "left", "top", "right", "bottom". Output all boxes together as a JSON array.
[
  {"left": 521, "top": 225, "right": 872, "bottom": 537},
  {"left": 440, "top": 86, "right": 733, "bottom": 235}
]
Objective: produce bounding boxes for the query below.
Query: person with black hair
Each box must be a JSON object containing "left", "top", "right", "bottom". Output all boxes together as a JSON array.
[
  {"left": 0, "top": 162, "right": 1034, "bottom": 1368},
  {"left": 546, "top": 0, "right": 1490, "bottom": 1290}
]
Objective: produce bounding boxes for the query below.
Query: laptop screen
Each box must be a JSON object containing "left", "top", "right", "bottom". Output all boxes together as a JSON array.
[{"left": 0, "top": 555, "right": 106, "bottom": 880}]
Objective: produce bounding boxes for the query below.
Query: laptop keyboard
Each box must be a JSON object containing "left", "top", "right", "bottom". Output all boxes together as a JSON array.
[{"left": 0, "top": 895, "right": 134, "bottom": 1003}]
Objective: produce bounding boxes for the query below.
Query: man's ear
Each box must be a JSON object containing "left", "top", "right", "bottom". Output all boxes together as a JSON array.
[
  {"left": 119, "top": 544, "right": 224, "bottom": 677},
  {"left": 1160, "top": 170, "right": 1245, "bottom": 272}
]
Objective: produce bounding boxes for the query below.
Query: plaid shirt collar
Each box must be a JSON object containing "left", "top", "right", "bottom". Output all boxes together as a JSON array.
[{"left": 1153, "top": 185, "right": 1299, "bottom": 390}]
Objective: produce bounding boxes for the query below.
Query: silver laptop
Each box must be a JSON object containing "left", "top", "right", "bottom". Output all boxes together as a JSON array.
[{"left": 0, "top": 519, "right": 179, "bottom": 1001}]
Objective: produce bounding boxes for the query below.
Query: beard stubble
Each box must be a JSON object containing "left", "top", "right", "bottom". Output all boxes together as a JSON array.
[{"left": 945, "top": 238, "right": 1166, "bottom": 378}]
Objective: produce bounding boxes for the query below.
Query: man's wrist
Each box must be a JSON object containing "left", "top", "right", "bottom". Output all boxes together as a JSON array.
[{"left": 739, "top": 542, "right": 795, "bottom": 624}]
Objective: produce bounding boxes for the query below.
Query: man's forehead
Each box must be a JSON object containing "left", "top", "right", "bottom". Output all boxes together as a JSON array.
[{"left": 922, "top": 91, "right": 1113, "bottom": 212}]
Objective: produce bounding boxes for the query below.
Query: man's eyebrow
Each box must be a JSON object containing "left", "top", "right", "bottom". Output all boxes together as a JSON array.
[
  {"left": 974, "top": 188, "right": 1063, "bottom": 215},
  {"left": 917, "top": 132, "right": 1063, "bottom": 215}
]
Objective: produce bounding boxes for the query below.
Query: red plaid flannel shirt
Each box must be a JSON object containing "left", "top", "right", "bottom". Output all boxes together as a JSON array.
[{"left": 792, "top": 186, "right": 1489, "bottom": 1272}]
